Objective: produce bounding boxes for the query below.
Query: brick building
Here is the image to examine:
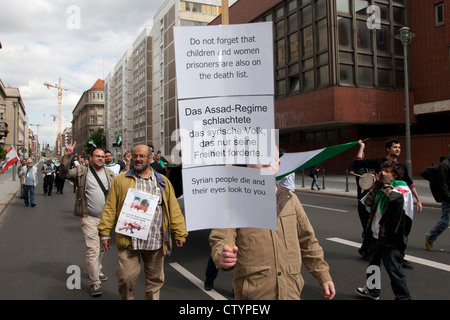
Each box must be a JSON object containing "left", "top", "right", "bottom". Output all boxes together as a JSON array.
[{"left": 210, "top": 0, "right": 450, "bottom": 176}]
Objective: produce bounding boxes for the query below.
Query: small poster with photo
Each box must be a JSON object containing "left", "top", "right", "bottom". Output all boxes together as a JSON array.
[{"left": 115, "top": 188, "right": 160, "bottom": 240}]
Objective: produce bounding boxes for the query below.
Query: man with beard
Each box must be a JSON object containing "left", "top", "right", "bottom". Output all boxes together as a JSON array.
[
  {"left": 60, "top": 141, "right": 116, "bottom": 297},
  {"left": 98, "top": 145, "right": 188, "bottom": 300}
]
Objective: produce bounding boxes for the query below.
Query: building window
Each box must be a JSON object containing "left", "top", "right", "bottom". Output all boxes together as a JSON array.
[
  {"left": 259, "top": 0, "right": 331, "bottom": 97},
  {"left": 336, "top": 0, "right": 406, "bottom": 89},
  {"left": 435, "top": 2, "right": 445, "bottom": 26}
]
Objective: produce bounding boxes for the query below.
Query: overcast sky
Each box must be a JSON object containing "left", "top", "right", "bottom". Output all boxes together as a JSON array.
[{"left": 0, "top": 0, "right": 167, "bottom": 149}]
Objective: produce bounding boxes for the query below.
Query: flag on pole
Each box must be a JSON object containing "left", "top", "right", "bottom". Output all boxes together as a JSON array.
[
  {"left": 276, "top": 141, "right": 359, "bottom": 180},
  {"left": 88, "top": 139, "right": 97, "bottom": 148},
  {"left": 112, "top": 132, "right": 122, "bottom": 147},
  {"left": 0, "top": 145, "right": 19, "bottom": 174}
]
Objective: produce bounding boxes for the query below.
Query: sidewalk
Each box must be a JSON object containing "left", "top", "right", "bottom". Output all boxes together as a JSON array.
[
  {"left": 0, "top": 166, "right": 21, "bottom": 216},
  {"left": 294, "top": 173, "right": 439, "bottom": 208}
]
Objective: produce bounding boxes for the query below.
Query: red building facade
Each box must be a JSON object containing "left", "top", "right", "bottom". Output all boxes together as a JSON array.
[{"left": 211, "top": 0, "right": 450, "bottom": 176}]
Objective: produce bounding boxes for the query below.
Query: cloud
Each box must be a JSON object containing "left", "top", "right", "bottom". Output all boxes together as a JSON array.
[{"left": 0, "top": 0, "right": 166, "bottom": 148}]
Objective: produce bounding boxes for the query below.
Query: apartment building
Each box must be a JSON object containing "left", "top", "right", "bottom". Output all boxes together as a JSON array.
[
  {"left": 71, "top": 79, "right": 105, "bottom": 156},
  {"left": 152, "top": 0, "right": 236, "bottom": 156},
  {"left": 104, "top": 51, "right": 133, "bottom": 157},
  {"left": 131, "top": 28, "right": 153, "bottom": 147}
]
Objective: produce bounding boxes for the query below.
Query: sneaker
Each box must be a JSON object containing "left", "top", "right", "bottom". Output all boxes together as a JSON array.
[
  {"left": 31, "top": 204, "right": 36, "bottom": 207},
  {"left": 355, "top": 286, "right": 380, "bottom": 300},
  {"left": 425, "top": 234, "right": 433, "bottom": 251},
  {"left": 90, "top": 283, "right": 102, "bottom": 297},
  {"left": 99, "top": 272, "right": 108, "bottom": 281}
]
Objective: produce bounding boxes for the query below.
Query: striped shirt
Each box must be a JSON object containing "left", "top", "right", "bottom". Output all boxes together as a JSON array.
[{"left": 131, "top": 169, "right": 163, "bottom": 251}]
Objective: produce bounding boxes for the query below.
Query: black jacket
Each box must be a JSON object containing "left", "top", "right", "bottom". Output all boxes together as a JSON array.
[{"left": 437, "top": 155, "right": 450, "bottom": 203}]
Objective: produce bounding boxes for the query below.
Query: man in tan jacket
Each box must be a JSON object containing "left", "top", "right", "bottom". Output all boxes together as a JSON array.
[
  {"left": 209, "top": 149, "right": 335, "bottom": 300},
  {"left": 98, "top": 145, "right": 188, "bottom": 300}
]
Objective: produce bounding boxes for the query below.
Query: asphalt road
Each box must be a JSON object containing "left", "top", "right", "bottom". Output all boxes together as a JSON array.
[{"left": 0, "top": 180, "right": 449, "bottom": 301}]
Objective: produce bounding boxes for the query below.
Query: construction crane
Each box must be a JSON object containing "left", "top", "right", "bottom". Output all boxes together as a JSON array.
[{"left": 43, "top": 77, "right": 83, "bottom": 156}]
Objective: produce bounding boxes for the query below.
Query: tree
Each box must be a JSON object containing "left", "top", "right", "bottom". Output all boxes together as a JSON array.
[{"left": 85, "top": 128, "right": 106, "bottom": 154}]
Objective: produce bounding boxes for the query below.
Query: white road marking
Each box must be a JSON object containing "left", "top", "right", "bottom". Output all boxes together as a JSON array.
[
  {"left": 327, "top": 237, "right": 450, "bottom": 272},
  {"left": 169, "top": 262, "right": 228, "bottom": 300},
  {"left": 302, "top": 204, "right": 348, "bottom": 213}
]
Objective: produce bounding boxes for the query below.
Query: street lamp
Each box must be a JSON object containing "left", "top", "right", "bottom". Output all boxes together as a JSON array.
[
  {"left": 395, "top": 26, "right": 415, "bottom": 178},
  {"left": 12, "top": 101, "right": 18, "bottom": 181}
]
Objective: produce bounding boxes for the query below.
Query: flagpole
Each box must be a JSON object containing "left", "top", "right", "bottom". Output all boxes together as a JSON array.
[
  {"left": 221, "top": 0, "right": 234, "bottom": 249},
  {"left": 12, "top": 102, "right": 18, "bottom": 181}
]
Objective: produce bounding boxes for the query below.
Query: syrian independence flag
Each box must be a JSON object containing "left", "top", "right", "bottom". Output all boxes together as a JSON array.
[
  {"left": 393, "top": 185, "right": 415, "bottom": 221},
  {"left": 276, "top": 141, "right": 359, "bottom": 180},
  {"left": 88, "top": 139, "right": 97, "bottom": 148},
  {"left": 113, "top": 132, "right": 122, "bottom": 147},
  {"left": 0, "top": 145, "right": 19, "bottom": 174}
]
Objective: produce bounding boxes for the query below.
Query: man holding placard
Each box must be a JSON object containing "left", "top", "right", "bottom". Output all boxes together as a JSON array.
[
  {"left": 209, "top": 148, "right": 336, "bottom": 300},
  {"left": 98, "top": 145, "right": 188, "bottom": 300}
]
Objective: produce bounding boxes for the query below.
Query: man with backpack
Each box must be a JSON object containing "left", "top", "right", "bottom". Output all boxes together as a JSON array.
[{"left": 425, "top": 144, "right": 450, "bottom": 251}]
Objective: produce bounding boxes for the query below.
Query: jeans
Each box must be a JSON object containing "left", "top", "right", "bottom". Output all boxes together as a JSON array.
[
  {"left": 427, "top": 201, "right": 450, "bottom": 243},
  {"left": 366, "top": 237, "right": 411, "bottom": 300},
  {"left": 311, "top": 175, "right": 320, "bottom": 189},
  {"left": 23, "top": 185, "right": 35, "bottom": 206}
]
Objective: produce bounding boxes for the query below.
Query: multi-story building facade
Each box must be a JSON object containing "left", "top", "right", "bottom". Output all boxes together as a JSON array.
[
  {"left": 132, "top": 28, "right": 153, "bottom": 147},
  {"left": 152, "top": 0, "right": 237, "bottom": 156},
  {"left": 71, "top": 79, "right": 105, "bottom": 156},
  {"left": 104, "top": 51, "right": 133, "bottom": 157},
  {"left": 208, "top": 0, "right": 450, "bottom": 176},
  {"left": 0, "top": 78, "right": 29, "bottom": 158}
]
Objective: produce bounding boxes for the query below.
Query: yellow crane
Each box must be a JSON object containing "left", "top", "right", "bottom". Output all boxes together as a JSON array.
[{"left": 43, "top": 77, "right": 83, "bottom": 156}]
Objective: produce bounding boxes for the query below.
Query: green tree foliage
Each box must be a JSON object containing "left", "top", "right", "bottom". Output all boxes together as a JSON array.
[{"left": 85, "top": 128, "right": 106, "bottom": 154}]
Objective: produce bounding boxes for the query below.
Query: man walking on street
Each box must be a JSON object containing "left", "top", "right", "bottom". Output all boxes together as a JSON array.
[
  {"left": 60, "top": 141, "right": 116, "bottom": 297},
  {"left": 18, "top": 159, "right": 38, "bottom": 207},
  {"left": 41, "top": 159, "right": 55, "bottom": 196},
  {"left": 98, "top": 145, "right": 188, "bottom": 300},
  {"left": 210, "top": 147, "right": 335, "bottom": 300},
  {"left": 425, "top": 144, "right": 450, "bottom": 250}
]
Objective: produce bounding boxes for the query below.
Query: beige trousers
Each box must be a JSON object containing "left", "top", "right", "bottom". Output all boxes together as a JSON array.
[
  {"left": 116, "top": 248, "right": 165, "bottom": 300},
  {"left": 80, "top": 215, "right": 104, "bottom": 286}
]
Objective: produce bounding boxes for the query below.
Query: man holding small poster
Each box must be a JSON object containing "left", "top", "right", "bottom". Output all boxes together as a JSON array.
[{"left": 98, "top": 145, "right": 188, "bottom": 300}]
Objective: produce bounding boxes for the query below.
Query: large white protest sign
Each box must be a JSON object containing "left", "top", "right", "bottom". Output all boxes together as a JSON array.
[
  {"left": 174, "top": 22, "right": 276, "bottom": 232},
  {"left": 174, "top": 22, "right": 274, "bottom": 99},
  {"left": 178, "top": 95, "right": 275, "bottom": 168},
  {"left": 182, "top": 165, "right": 277, "bottom": 231}
]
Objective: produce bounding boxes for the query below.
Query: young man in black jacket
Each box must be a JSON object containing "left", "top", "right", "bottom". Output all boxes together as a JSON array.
[{"left": 425, "top": 144, "right": 450, "bottom": 250}]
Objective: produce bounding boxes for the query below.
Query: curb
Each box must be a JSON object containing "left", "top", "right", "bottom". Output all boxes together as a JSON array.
[
  {"left": 295, "top": 188, "right": 441, "bottom": 209},
  {"left": 0, "top": 188, "right": 20, "bottom": 218}
]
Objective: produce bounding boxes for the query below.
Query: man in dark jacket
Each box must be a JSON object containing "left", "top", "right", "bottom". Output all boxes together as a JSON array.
[
  {"left": 425, "top": 144, "right": 450, "bottom": 250},
  {"left": 356, "top": 160, "right": 414, "bottom": 300}
]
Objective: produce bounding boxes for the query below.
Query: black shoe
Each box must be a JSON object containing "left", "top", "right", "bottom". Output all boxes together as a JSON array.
[
  {"left": 204, "top": 279, "right": 214, "bottom": 291},
  {"left": 402, "top": 259, "right": 413, "bottom": 269},
  {"left": 31, "top": 204, "right": 36, "bottom": 207}
]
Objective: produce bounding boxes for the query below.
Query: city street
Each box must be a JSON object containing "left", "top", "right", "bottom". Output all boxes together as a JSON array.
[{"left": 0, "top": 174, "right": 449, "bottom": 301}]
